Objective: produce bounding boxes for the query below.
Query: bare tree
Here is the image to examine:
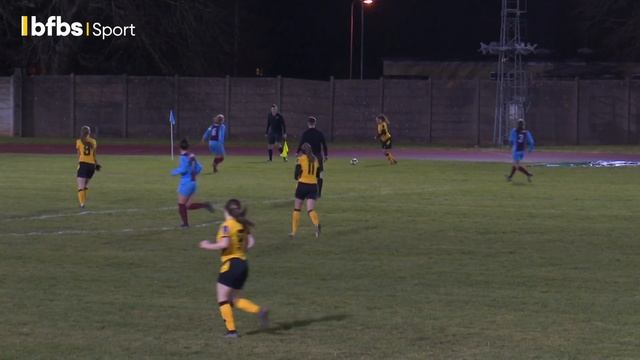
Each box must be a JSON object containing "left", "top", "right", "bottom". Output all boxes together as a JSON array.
[
  {"left": 0, "top": 0, "right": 233, "bottom": 75},
  {"left": 570, "top": 0, "right": 640, "bottom": 59}
]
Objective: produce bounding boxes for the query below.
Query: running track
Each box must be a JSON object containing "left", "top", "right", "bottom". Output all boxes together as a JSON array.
[{"left": 1, "top": 143, "right": 639, "bottom": 163}]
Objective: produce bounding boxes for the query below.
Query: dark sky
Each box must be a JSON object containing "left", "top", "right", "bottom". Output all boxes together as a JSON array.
[
  {"left": 243, "top": 0, "right": 576, "bottom": 79},
  {"left": 0, "top": 0, "right": 610, "bottom": 78}
]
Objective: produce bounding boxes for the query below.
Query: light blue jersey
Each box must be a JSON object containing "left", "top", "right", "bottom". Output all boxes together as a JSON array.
[
  {"left": 172, "top": 152, "right": 202, "bottom": 196},
  {"left": 202, "top": 124, "right": 226, "bottom": 156},
  {"left": 509, "top": 128, "right": 535, "bottom": 161}
]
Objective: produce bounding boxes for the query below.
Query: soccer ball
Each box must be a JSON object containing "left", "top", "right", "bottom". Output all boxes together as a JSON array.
[{"left": 350, "top": 157, "right": 359, "bottom": 165}]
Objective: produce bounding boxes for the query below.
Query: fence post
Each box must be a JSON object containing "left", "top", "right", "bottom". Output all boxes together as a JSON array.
[
  {"left": 575, "top": 77, "right": 580, "bottom": 145},
  {"left": 122, "top": 74, "right": 128, "bottom": 138},
  {"left": 427, "top": 78, "right": 432, "bottom": 144},
  {"left": 379, "top": 77, "right": 385, "bottom": 114},
  {"left": 626, "top": 77, "right": 632, "bottom": 144},
  {"left": 174, "top": 75, "right": 180, "bottom": 138},
  {"left": 329, "top": 76, "right": 335, "bottom": 142},
  {"left": 225, "top": 75, "right": 231, "bottom": 137},
  {"left": 475, "top": 78, "right": 481, "bottom": 146},
  {"left": 276, "top": 75, "right": 282, "bottom": 109},
  {"left": 70, "top": 73, "right": 75, "bottom": 137},
  {"left": 12, "top": 68, "right": 22, "bottom": 137}
]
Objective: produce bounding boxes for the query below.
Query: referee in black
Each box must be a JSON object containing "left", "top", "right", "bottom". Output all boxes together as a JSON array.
[
  {"left": 297, "top": 116, "right": 328, "bottom": 197},
  {"left": 265, "top": 104, "right": 287, "bottom": 162}
]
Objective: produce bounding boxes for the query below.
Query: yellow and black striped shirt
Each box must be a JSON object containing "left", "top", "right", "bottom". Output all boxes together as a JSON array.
[
  {"left": 296, "top": 155, "right": 319, "bottom": 184},
  {"left": 76, "top": 138, "right": 97, "bottom": 164},
  {"left": 377, "top": 121, "right": 391, "bottom": 142},
  {"left": 216, "top": 219, "right": 248, "bottom": 263}
]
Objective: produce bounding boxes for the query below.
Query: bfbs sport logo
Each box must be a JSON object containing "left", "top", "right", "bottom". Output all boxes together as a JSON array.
[{"left": 21, "top": 16, "right": 135, "bottom": 39}]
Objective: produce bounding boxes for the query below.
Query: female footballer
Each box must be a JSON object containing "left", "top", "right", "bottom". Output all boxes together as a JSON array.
[
  {"left": 506, "top": 119, "right": 535, "bottom": 182},
  {"left": 290, "top": 143, "right": 321, "bottom": 238},
  {"left": 171, "top": 138, "right": 213, "bottom": 227},
  {"left": 199, "top": 199, "right": 269, "bottom": 338},
  {"left": 75, "top": 125, "right": 101, "bottom": 208},
  {"left": 201, "top": 114, "right": 227, "bottom": 173},
  {"left": 374, "top": 114, "right": 397, "bottom": 165}
]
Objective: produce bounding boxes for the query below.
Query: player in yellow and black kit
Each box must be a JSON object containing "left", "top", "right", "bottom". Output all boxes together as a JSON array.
[
  {"left": 375, "top": 114, "right": 397, "bottom": 165},
  {"left": 290, "top": 143, "right": 321, "bottom": 238},
  {"left": 199, "top": 199, "right": 269, "bottom": 338},
  {"left": 75, "top": 126, "right": 101, "bottom": 208}
]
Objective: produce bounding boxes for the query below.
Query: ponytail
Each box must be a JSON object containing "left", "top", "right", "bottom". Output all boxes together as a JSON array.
[
  {"left": 377, "top": 114, "right": 390, "bottom": 125},
  {"left": 300, "top": 142, "right": 316, "bottom": 164},
  {"left": 80, "top": 126, "right": 92, "bottom": 148},
  {"left": 225, "top": 199, "right": 254, "bottom": 231}
]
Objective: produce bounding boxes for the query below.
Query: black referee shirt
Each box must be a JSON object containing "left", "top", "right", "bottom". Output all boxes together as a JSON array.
[
  {"left": 266, "top": 113, "right": 286, "bottom": 135},
  {"left": 297, "top": 128, "right": 328, "bottom": 158}
]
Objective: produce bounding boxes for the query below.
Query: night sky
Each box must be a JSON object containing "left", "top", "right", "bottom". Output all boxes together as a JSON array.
[
  {"left": 244, "top": 0, "right": 573, "bottom": 79},
  {"left": 0, "top": 0, "right": 629, "bottom": 78}
]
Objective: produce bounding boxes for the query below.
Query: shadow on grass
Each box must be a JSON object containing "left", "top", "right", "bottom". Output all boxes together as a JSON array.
[{"left": 245, "top": 314, "right": 349, "bottom": 336}]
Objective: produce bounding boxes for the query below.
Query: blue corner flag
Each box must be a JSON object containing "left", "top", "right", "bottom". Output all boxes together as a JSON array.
[{"left": 169, "top": 110, "right": 176, "bottom": 160}]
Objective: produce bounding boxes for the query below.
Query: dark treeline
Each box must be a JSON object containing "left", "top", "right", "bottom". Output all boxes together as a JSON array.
[{"left": 1, "top": 0, "right": 639, "bottom": 78}]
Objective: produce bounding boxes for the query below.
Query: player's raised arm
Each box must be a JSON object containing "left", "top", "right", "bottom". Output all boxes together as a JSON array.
[
  {"left": 320, "top": 131, "right": 328, "bottom": 160},
  {"left": 294, "top": 159, "right": 302, "bottom": 180},
  {"left": 202, "top": 126, "right": 211, "bottom": 143},
  {"left": 246, "top": 234, "right": 255, "bottom": 250},
  {"left": 200, "top": 237, "right": 229, "bottom": 250},
  {"left": 171, "top": 155, "right": 189, "bottom": 176},
  {"left": 527, "top": 131, "right": 535, "bottom": 152}
]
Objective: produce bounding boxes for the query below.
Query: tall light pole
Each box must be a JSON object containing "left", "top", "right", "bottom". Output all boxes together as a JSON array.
[
  {"left": 361, "top": 0, "right": 373, "bottom": 79},
  {"left": 349, "top": 0, "right": 374, "bottom": 79}
]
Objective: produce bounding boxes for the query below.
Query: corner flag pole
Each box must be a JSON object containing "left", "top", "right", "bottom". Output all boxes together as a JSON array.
[{"left": 169, "top": 110, "right": 176, "bottom": 160}]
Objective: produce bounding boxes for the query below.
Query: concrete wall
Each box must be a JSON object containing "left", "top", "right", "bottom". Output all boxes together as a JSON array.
[
  {"left": 578, "top": 80, "right": 628, "bottom": 145},
  {"left": 281, "top": 77, "right": 331, "bottom": 144},
  {"left": 5, "top": 75, "right": 640, "bottom": 145},
  {"left": 528, "top": 80, "right": 578, "bottom": 145},
  {"left": 178, "top": 77, "right": 226, "bottom": 141},
  {"left": 383, "top": 79, "right": 430, "bottom": 142},
  {"left": 0, "top": 77, "right": 12, "bottom": 135},
  {"left": 76, "top": 75, "right": 126, "bottom": 138}
]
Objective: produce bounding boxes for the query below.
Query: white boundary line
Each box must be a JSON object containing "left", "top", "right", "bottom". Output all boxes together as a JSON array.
[
  {"left": 0, "top": 190, "right": 428, "bottom": 237},
  {"left": 2, "top": 207, "right": 175, "bottom": 222},
  {"left": 1, "top": 221, "right": 219, "bottom": 237}
]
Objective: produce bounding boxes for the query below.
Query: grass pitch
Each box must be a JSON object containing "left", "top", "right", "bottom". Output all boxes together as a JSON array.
[{"left": 1, "top": 153, "right": 639, "bottom": 359}]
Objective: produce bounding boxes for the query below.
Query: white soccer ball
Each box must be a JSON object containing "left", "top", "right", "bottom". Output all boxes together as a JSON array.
[{"left": 350, "top": 157, "right": 359, "bottom": 165}]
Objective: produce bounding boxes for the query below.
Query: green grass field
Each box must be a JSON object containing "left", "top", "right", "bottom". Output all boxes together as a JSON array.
[{"left": 1, "top": 153, "right": 639, "bottom": 359}]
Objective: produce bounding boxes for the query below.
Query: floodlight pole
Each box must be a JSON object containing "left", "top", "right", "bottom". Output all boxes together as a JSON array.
[
  {"left": 360, "top": 3, "right": 364, "bottom": 80},
  {"left": 349, "top": 0, "right": 373, "bottom": 79},
  {"left": 349, "top": 1, "right": 355, "bottom": 79}
]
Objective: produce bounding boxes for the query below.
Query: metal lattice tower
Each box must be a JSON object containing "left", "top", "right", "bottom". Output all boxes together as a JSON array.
[{"left": 480, "top": 0, "right": 536, "bottom": 145}]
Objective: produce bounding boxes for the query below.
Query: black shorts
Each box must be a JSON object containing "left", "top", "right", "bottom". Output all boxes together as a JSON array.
[
  {"left": 295, "top": 182, "right": 318, "bottom": 200},
  {"left": 381, "top": 139, "right": 392, "bottom": 150},
  {"left": 217, "top": 258, "right": 249, "bottom": 290},
  {"left": 267, "top": 132, "right": 283, "bottom": 145},
  {"left": 77, "top": 162, "right": 96, "bottom": 179}
]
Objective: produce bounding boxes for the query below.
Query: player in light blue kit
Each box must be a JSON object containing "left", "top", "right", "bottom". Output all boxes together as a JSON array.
[
  {"left": 202, "top": 114, "right": 227, "bottom": 173},
  {"left": 172, "top": 138, "right": 213, "bottom": 227},
  {"left": 506, "top": 119, "right": 535, "bottom": 182}
]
